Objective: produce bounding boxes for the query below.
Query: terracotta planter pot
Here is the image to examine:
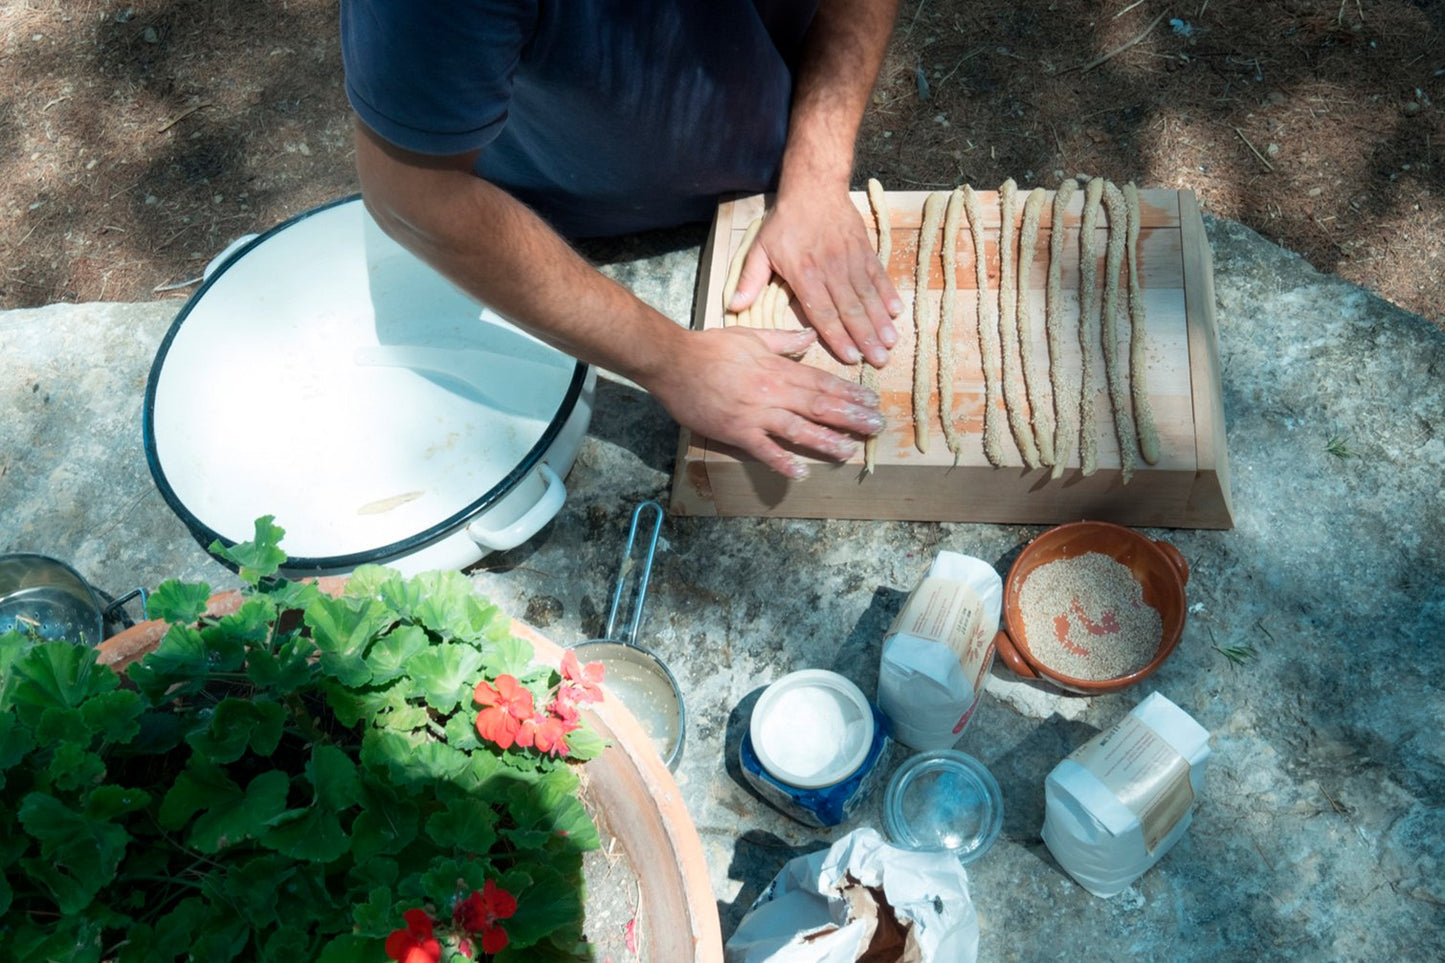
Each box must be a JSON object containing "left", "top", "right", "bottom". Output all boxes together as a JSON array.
[{"left": 97, "top": 580, "right": 723, "bottom": 962}]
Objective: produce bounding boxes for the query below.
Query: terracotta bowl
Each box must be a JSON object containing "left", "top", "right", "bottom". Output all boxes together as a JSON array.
[{"left": 996, "top": 521, "right": 1189, "bottom": 695}]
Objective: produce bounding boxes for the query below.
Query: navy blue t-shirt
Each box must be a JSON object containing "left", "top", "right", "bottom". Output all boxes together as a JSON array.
[{"left": 341, "top": 1, "right": 818, "bottom": 237}]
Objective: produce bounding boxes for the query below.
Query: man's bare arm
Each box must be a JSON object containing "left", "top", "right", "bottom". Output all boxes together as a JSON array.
[
  {"left": 732, "top": 0, "right": 904, "bottom": 368},
  {"left": 352, "top": 120, "right": 884, "bottom": 479}
]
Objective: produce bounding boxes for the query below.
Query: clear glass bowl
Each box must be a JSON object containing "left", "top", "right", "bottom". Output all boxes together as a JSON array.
[{"left": 883, "top": 749, "right": 1003, "bottom": 863}]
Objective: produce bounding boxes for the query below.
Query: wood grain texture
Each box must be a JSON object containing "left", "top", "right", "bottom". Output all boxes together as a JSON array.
[{"left": 670, "top": 189, "right": 1233, "bottom": 529}]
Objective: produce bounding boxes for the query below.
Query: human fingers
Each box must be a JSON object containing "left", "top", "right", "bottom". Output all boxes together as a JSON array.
[
  {"left": 728, "top": 242, "right": 774, "bottom": 313},
  {"left": 759, "top": 410, "right": 861, "bottom": 463},
  {"left": 819, "top": 245, "right": 899, "bottom": 366},
  {"left": 766, "top": 357, "right": 885, "bottom": 437}
]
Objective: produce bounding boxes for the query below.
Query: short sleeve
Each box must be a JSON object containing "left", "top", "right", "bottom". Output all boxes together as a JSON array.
[{"left": 340, "top": 0, "right": 537, "bottom": 157}]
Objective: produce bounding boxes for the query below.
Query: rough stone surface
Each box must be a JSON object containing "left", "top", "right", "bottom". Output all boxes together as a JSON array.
[{"left": 2, "top": 216, "right": 1442, "bottom": 960}]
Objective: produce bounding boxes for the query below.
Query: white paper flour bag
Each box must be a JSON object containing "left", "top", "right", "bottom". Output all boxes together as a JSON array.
[
  {"left": 877, "top": 552, "right": 1002, "bottom": 750},
  {"left": 1041, "top": 691, "right": 1211, "bottom": 897},
  {"left": 724, "top": 828, "right": 979, "bottom": 963}
]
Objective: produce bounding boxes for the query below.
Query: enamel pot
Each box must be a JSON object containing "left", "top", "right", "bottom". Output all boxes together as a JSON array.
[{"left": 144, "top": 196, "right": 594, "bottom": 577}]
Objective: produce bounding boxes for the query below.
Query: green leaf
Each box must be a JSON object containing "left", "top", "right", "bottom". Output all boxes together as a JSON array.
[
  {"left": 145, "top": 578, "right": 213, "bottom": 625},
  {"left": 153, "top": 897, "right": 209, "bottom": 959},
  {"left": 360, "top": 727, "right": 470, "bottom": 788},
  {"left": 562, "top": 724, "right": 607, "bottom": 762},
  {"left": 483, "top": 632, "right": 537, "bottom": 679},
  {"left": 342, "top": 563, "right": 403, "bottom": 602},
  {"left": 350, "top": 885, "right": 400, "bottom": 939},
  {"left": 424, "top": 792, "right": 500, "bottom": 853},
  {"left": 212, "top": 594, "right": 279, "bottom": 645},
  {"left": 365, "top": 623, "right": 431, "bottom": 685},
  {"left": 35, "top": 705, "right": 89, "bottom": 745},
  {"left": 305, "top": 595, "right": 394, "bottom": 686},
  {"left": 18, "top": 792, "right": 129, "bottom": 913},
  {"left": 0, "top": 711, "right": 36, "bottom": 779},
  {"left": 7, "top": 641, "right": 118, "bottom": 724},
  {"left": 316, "top": 934, "right": 379, "bottom": 963},
  {"left": 126, "top": 624, "right": 209, "bottom": 700},
  {"left": 209, "top": 515, "right": 288, "bottom": 584},
  {"left": 80, "top": 688, "right": 145, "bottom": 744},
  {"left": 159, "top": 762, "right": 290, "bottom": 852},
  {"left": 10, "top": 914, "right": 106, "bottom": 962},
  {"left": 308, "top": 743, "right": 362, "bottom": 810},
  {"left": 218, "top": 853, "right": 295, "bottom": 930},
  {"left": 192, "top": 910, "right": 251, "bottom": 963},
  {"left": 47, "top": 741, "right": 107, "bottom": 791},
  {"left": 405, "top": 570, "right": 497, "bottom": 640},
  {"left": 262, "top": 804, "right": 349, "bottom": 862},
  {"left": 0, "top": 871, "right": 10, "bottom": 917},
  {"left": 500, "top": 864, "right": 585, "bottom": 951},
  {"left": 84, "top": 784, "right": 153, "bottom": 820},
  {"left": 406, "top": 643, "right": 485, "bottom": 713},
  {"left": 350, "top": 779, "right": 420, "bottom": 864},
  {"left": 246, "top": 632, "right": 317, "bottom": 692},
  {"left": 186, "top": 697, "right": 286, "bottom": 764}
]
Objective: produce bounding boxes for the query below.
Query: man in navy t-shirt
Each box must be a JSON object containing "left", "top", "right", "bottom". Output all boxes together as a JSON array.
[{"left": 342, "top": 1, "right": 901, "bottom": 479}]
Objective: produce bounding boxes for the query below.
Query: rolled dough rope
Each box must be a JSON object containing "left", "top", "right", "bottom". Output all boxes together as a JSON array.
[
  {"left": 1017, "top": 187, "right": 1055, "bottom": 466},
  {"left": 1100, "top": 181, "right": 1138, "bottom": 483},
  {"left": 772, "top": 279, "right": 795, "bottom": 330},
  {"left": 760, "top": 280, "right": 780, "bottom": 330},
  {"left": 996, "top": 179, "right": 1040, "bottom": 468},
  {"left": 939, "top": 188, "right": 965, "bottom": 461},
  {"left": 1077, "top": 177, "right": 1104, "bottom": 476},
  {"left": 964, "top": 185, "right": 1006, "bottom": 467},
  {"left": 721, "top": 215, "right": 763, "bottom": 313},
  {"left": 1123, "top": 183, "right": 1162, "bottom": 465},
  {"left": 863, "top": 179, "right": 890, "bottom": 475},
  {"left": 1047, "top": 180, "right": 1079, "bottom": 479},
  {"left": 913, "top": 191, "right": 948, "bottom": 454}
]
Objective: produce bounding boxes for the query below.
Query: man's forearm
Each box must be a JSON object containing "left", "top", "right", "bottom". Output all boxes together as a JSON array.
[
  {"left": 778, "top": 0, "right": 901, "bottom": 199},
  {"left": 354, "top": 127, "right": 684, "bottom": 389}
]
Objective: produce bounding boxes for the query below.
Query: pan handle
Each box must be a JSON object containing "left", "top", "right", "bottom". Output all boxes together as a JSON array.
[
  {"left": 467, "top": 463, "right": 566, "bottom": 552},
  {"left": 102, "top": 587, "right": 150, "bottom": 631},
  {"left": 605, "top": 501, "right": 665, "bottom": 645}
]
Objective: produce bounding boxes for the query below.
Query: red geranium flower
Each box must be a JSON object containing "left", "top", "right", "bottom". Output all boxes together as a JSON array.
[
  {"left": 474, "top": 675, "right": 535, "bottom": 750},
  {"left": 548, "top": 694, "right": 581, "bottom": 727},
  {"left": 454, "top": 880, "right": 519, "bottom": 955},
  {"left": 560, "top": 650, "right": 605, "bottom": 704},
  {"left": 385, "top": 908, "right": 441, "bottom": 963},
  {"left": 520, "top": 713, "right": 571, "bottom": 757}
]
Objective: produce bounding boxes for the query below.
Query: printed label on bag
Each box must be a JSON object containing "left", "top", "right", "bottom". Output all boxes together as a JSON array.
[
  {"left": 890, "top": 577, "right": 987, "bottom": 673},
  {"left": 1069, "top": 712, "right": 1194, "bottom": 853}
]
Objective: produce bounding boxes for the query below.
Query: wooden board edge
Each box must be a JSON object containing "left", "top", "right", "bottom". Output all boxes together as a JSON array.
[
  {"left": 1179, "top": 189, "right": 1235, "bottom": 528},
  {"left": 668, "top": 203, "right": 728, "bottom": 517}
]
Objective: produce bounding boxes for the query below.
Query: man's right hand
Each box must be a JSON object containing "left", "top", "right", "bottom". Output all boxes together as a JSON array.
[{"left": 639, "top": 325, "right": 884, "bottom": 479}]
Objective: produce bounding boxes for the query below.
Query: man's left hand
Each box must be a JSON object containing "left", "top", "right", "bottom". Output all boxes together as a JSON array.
[{"left": 728, "top": 189, "right": 902, "bottom": 369}]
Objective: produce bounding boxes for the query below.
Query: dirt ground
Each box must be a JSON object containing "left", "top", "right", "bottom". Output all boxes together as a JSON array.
[{"left": 2, "top": 1, "right": 1441, "bottom": 329}]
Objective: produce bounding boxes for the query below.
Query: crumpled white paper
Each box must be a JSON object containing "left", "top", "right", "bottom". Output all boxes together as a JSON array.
[{"left": 724, "top": 828, "right": 979, "bottom": 963}]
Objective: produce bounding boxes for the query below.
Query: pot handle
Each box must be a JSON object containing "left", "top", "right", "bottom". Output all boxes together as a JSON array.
[
  {"left": 103, "top": 587, "right": 150, "bottom": 630},
  {"left": 992, "top": 628, "right": 1038, "bottom": 679},
  {"left": 466, "top": 462, "right": 566, "bottom": 552},
  {"left": 1152, "top": 539, "right": 1190, "bottom": 585}
]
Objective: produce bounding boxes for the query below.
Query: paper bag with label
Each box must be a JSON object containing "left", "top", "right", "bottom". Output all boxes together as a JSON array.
[
  {"left": 877, "top": 552, "right": 1002, "bottom": 750},
  {"left": 1041, "top": 691, "right": 1211, "bottom": 897},
  {"left": 724, "top": 828, "right": 979, "bottom": 963}
]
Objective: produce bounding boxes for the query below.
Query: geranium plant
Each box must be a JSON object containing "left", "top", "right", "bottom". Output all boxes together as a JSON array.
[{"left": 0, "top": 517, "right": 607, "bottom": 961}]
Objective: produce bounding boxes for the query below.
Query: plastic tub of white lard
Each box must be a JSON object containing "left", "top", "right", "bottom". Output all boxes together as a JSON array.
[{"left": 739, "top": 669, "right": 888, "bottom": 827}]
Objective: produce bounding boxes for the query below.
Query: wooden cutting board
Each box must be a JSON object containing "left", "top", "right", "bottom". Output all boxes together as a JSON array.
[{"left": 669, "top": 187, "right": 1233, "bottom": 529}]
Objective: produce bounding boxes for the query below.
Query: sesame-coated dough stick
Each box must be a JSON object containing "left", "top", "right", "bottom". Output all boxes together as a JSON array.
[
  {"left": 1100, "top": 181, "right": 1138, "bottom": 483},
  {"left": 1123, "top": 183, "right": 1162, "bottom": 465},
  {"left": 964, "top": 186, "right": 1006, "bottom": 467},
  {"left": 1047, "top": 179, "right": 1079, "bottom": 479},
  {"left": 1077, "top": 177, "right": 1104, "bottom": 476},
  {"left": 1017, "top": 187, "right": 1054, "bottom": 466},
  {"left": 913, "top": 191, "right": 948, "bottom": 454},
  {"left": 939, "top": 187, "right": 965, "bottom": 462},
  {"left": 722, "top": 215, "right": 762, "bottom": 313},
  {"left": 863, "top": 179, "right": 890, "bottom": 474},
  {"left": 997, "top": 179, "right": 1040, "bottom": 468}
]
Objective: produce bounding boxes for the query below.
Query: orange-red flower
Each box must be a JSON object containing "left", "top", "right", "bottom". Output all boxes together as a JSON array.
[
  {"left": 521, "top": 713, "right": 571, "bottom": 757},
  {"left": 454, "top": 880, "right": 519, "bottom": 956},
  {"left": 560, "top": 650, "right": 605, "bottom": 705},
  {"left": 385, "top": 908, "right": 441, "bottom": 963},
  {"left": 473, "top": 675, "right": 536, "bottom": 750}
]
